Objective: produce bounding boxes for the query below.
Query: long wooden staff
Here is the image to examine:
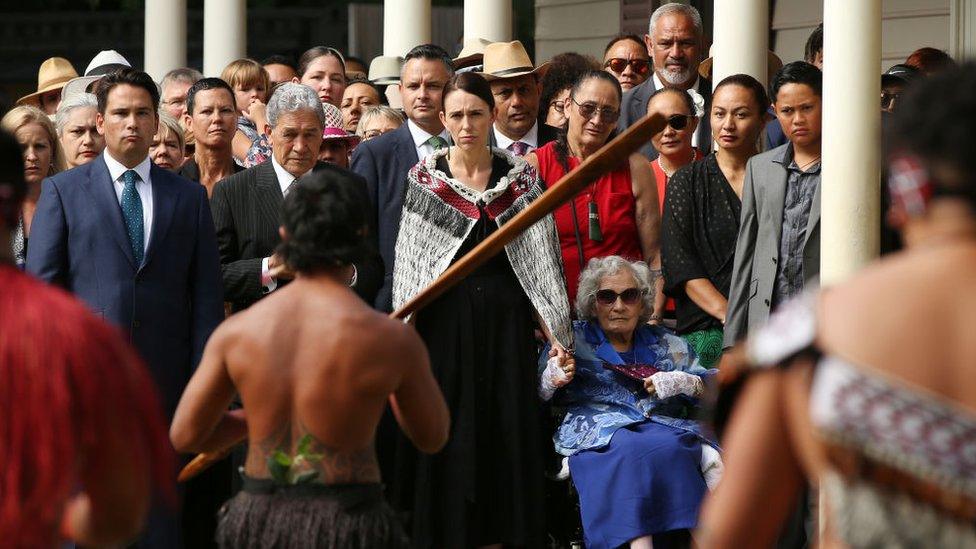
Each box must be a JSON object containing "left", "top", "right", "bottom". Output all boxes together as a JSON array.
[{"left": 178, "top": 112, "right": 668, "bottom": 482}]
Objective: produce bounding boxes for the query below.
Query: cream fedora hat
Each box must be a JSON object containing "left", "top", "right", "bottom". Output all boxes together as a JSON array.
[
  {"left": 368, "top": 56, "right": 404, "bottom": 86},
  {"left": 478, "top": 40, "right": 549, "bottom": 81}
]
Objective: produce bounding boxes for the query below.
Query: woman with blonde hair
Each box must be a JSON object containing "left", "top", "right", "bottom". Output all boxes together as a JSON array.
[
  {"left": 1, "top": 105, "right": 65, "bottom": 268},
  {"left": 355, "top": 105, "right": 404, "bottom": 141},
  {"left": 149, "top": 112, "right": 186, "bottom": 173},
  {"left": 220, "top": 58, "right": 271, "bottom": 164}
]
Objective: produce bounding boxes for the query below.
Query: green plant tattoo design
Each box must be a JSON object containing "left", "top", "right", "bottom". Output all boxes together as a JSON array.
[{"left": 267, "top": 434, "right": 324, "bottom": 485}]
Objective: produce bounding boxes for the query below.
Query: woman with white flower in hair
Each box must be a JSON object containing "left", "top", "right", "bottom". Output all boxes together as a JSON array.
[
  {"left": 659, "top": 74, "right": 770, "bottom": 367},
  {"left": 541, "top": 255, "right": 721, "bottom": 549}
]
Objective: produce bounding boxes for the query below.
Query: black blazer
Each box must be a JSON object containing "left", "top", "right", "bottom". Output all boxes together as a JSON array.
[
  {"left": 350, "top": 123, "right": 420, "bottom": 311},
  {"left": 617, "top": 77, "right": 712, "bottom": 160},
  {"left": 210, "top": 160, "right": 382, "bottom": 312}
]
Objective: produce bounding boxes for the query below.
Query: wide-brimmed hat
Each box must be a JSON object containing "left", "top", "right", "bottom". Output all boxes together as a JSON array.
[
  {"left": 698, "top": 46, "right": 783, "bottom": 82},
  {"left": 368, "top": 56, "right": 403, "bottom": 86},
  {"left": 61, "top": 50, "right": 132, "bottom": 101},
  {"left": 322, "top": 103, "right": 361, "bottom": 147},
  {"left": 454, "top": 38, "right": 491, "bottom": 71},
  {"left": 16, "top": 57, "right": 78, "bottom": 106},
  {"left": 478, "top": 41, "right": 549, "bottom": 81}
]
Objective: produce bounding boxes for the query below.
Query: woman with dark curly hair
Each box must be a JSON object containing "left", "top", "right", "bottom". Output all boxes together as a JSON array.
[
  {"left": 172, "top": 168, "right": 449, "bottom": 549},
  {"left": 539, "top": 52, "right": 600, "bottom": 129}
]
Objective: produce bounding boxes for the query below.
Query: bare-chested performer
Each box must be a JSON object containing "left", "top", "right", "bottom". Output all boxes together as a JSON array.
[{"left": 170, "top": 167, "right": 450, "bottom": 549}]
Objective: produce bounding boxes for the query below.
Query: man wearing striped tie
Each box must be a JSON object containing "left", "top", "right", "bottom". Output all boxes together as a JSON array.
[
  {"left": 480, "top": 41, "right": 559, "bottom": 156},
  {"left": 26, "top": 67, "right": 224, "bottom": 548}
]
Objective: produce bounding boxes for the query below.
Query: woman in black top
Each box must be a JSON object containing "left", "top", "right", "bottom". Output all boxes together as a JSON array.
[{"left": 661, "top": 75, "right": 769, "bottom": 367}]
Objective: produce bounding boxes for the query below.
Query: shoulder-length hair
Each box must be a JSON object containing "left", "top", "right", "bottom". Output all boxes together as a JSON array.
[{"left": 1, "top": 105, "right": 67, "bottom": 175}]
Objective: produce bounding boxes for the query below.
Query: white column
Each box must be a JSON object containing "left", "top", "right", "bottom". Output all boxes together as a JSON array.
[
  {"left": 950, "top": 0, "right": 976, "bottom": 59},
  {"left": 203, "top": 0, "right": 246, "bottom": 77},
  {"left": 384, "top": 0, "right": 431, "bottom": 57},
  {"left": 821, "top": 0, "right": 882, "bottom": 285},
  {"left": 144, "top": 0, "right": 186, "bottom": 81},
  {"left": 710, "top": 0, "right": 769, "bottom": 88},
  {"left": 463, "top": 0, "right": 512, "bottom": 47}
]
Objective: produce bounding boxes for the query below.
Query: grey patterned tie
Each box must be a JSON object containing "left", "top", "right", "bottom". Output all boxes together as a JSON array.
[{"left": 120, "top": 169, "right": 144, "bottom": 266}]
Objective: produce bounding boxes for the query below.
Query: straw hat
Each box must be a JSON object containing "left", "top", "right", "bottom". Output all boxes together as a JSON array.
[
  {"left": 478, "top": 41, "right": 549, "bottom": 81},
  {"left": 698, "top": 46, "right": 783, "bottom": 82},
  {"left": 61, "top": 50, "right": 132, "bottom": 102},
  {"left": 454, "top": 38, "right": 492, "bottom": 70},
  {"left": 16, "top": 57, "right": 78, "bottom": 106},
  {"left": 368, "top": 56, "right": 404, "bottom": 86}
]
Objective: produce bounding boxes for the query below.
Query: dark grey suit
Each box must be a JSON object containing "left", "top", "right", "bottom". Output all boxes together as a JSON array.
[
  {"left": 617, "top": 76, "right": 712, "bottom": 160},
  {"left": 723, "top": 144, "right": 821, "bottom": 348},
  {"left": 211, "top": 160, "right": 382, "bottom": 312}
]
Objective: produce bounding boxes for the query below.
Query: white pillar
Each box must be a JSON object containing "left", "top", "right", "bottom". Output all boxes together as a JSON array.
[
  {"left": 463, "top": 0, "right": 512, "bottom": 47},
  {"left": 384, "top": 0, "right": 431, "bottom": 57},
  {"left": 144, "top": 0, "right": 186, "bottom": 81},
  {"left": 711, "top": 0, "right": 769, "bottom": 88},
  {"left": 203, "top": 0, "right": 246, "bottom": 77},
  {"left": 950, "top": 0, "right": 976, "bottom": 60},
  {"left": 821, "top": 0, "right": 882, "bottom": 285}
]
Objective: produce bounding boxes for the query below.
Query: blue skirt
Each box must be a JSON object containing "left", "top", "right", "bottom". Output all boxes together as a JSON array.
[{"left": 568, "top": 420, "right": 707, "bottom": 549}]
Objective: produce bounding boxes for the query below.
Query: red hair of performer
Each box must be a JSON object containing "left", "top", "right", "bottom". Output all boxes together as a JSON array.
[{"left": 0, "top": 269, "right": 175, "bottom": 546}]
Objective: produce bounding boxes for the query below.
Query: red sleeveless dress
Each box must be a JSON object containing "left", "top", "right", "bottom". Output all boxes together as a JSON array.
[{"left": 534, "top": 141, "right": 643, "bottom": 306}]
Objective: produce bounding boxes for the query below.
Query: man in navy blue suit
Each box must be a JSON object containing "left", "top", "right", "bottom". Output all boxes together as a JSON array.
[
  {"left": 351, "top": 44, "right": 454, "bottom": 312},
  {"left": 26, "top": 68, "right": 223, "bottom": 548}
]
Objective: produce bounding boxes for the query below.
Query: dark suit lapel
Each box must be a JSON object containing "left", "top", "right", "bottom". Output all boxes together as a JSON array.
[
  {"left": 85, "top": 155, "right": 137, "bottom": 268},
  {"left": 144, "top": 165, "right": 178, "bottom": 269},
  {"left": 254, "top": 161, "right": 284, "bottom": 234},
  {"left": 696, "top": 79, "right": 713, "bottom": 153},
  {"left": 395, "top": 124, "right": 420, "bottom": 172}
]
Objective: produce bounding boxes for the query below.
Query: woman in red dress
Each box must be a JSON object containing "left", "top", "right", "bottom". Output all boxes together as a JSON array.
[{"left": 526, "top": 70, "right": 662, "bottom": 315}]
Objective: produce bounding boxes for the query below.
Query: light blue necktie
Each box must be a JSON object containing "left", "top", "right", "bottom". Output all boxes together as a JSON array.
[{"left": 121, "top": 169, "right": 144, "bottom": 266}]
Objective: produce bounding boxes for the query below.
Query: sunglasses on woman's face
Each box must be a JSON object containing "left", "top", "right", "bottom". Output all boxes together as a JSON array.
[
  {"left": 666, "top": 114, "right": 693, "bottom": 131},
  {"left": 573, "top": 99, "right": 621, "bottom": 123},
  {"left": 595, "top": 287, "right": 644, "bottom": 306},
  {"left": 604, "top": 58, "right": 651, "bottom": 76}
]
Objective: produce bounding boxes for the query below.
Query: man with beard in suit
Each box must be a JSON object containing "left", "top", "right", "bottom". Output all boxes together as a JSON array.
[
  {"left": 480, "top": 40, "right": 558, "bottom": 155},
  {"left": 211, "top": 82, "right": 381, "bottom": 313},
  {"left": 617, "top": 2, "right": 711, "bottom": 159}
]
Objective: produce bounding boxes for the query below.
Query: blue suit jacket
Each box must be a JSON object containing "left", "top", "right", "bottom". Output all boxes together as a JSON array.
[
  {"left": 26, "top": 154, "right": 224, "bottom": 417},
  {"left": 350, "top": 123, "right": 419, "bottom": 311}
]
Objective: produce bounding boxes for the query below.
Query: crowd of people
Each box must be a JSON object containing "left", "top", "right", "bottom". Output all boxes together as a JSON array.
[{"left": 1, "top": 1, "right": 973, "bottom": 548}]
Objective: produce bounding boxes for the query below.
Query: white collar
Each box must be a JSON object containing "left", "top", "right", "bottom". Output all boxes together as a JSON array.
[
  {"left": 494, "top": 121, "right": 539, "bottom": 150},
  {"left": 407, "top": 119, "right": 449, "bottom": 149},
  {"left": 653, "top": 73, "right": 701, "bottom": 94},
  {"left": 270, "top": 155, "right": 310, "bottom": 195},
  {"left": 104, "top": 151, "right": 152, "bottom": 184}
]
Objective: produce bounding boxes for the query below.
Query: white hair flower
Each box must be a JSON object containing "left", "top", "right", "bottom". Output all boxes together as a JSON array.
[{"left": 686, "top": 88, "right": 706, "bottom": 118}]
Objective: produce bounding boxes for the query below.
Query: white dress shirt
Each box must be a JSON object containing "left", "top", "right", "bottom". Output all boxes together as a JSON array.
[
  {"left": 494, "top": 121, "right": 539, "bottom": 152},
  {"left": 653, "top": 73, "right": 702, "bottom": 148},
  {"left": 407, "top": 119, "right": 451, "bottom": 159},
  {"left": 104, "top": 151, "right": 153, "bottom": 253},
  {"left": 262, "top": 155, "right": 313, "bottom": 292}
]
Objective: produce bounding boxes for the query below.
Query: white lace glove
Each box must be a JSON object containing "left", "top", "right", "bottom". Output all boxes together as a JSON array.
[
  {"left": 539, "top": 356, "right": 571, "bottom": 401},
  {"left": 645, "top": 371, "right": 704, "bottom": 399}
]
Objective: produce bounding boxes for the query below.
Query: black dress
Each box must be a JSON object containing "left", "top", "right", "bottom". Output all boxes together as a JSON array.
[
  {"left": 660, "top": 154, "right": 742, "bottom": 334},
  {"left": 393, "top": 155, "right": 546, "bottom": 548}
]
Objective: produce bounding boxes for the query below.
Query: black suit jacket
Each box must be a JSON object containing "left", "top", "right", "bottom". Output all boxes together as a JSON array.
[
  {"left": 350, "top": 123, "right": 420, "bottom": 311},
  {"left": 210, "top": 160, "right": 382, "bottom": 311},
  {"left": 489, "top": 121, "right": 560, "bottom": 150},
  {"left": 617, "top": 77, "right": 712, "bottom": 160}
]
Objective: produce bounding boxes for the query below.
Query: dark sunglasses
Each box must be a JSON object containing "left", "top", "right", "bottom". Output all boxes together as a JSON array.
[
  {"left": 881, "top": 91, "right": 901, "bottom": 110},
  {"left": 573, "top": 99, "right": 621, "bottom": 123},
  {"left": 666, "top": 114, "right": 693, "bottom": 131},
  {"left": 595, "top": 287, "right": 645, "bottom": 306},
  {"left": 604, "top": 58, "right": 651, "bottom": 75}
]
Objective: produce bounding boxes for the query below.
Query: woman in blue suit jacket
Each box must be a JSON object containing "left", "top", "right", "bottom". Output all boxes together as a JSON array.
[{"left": 540, "top": 256, "right": 722, "bottom": 549}]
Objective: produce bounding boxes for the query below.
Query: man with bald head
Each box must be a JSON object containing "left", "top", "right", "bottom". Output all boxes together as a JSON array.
[{"left": 618, "top": 2, "right": 712, "bottom": 159}]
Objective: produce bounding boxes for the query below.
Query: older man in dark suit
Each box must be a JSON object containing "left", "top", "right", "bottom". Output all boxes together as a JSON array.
[
  {"left": 351, "top": 44, "right": 454, "bottom": 311},
  {"left": 26, "top": 67, "right": 224, "bottom": 549},
  {"left": 617, "top": 2, "right": 711, "bottom": 159},
  {"left": 211, "top": 82, "right": 381, "bottom": 312}
]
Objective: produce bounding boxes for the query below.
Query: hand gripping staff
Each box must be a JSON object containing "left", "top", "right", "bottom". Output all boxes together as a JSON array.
[{"left": 178, "top": 112, "right": 669, "bottom": 482}]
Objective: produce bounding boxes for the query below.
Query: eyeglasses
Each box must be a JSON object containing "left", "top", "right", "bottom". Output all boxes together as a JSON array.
[
  {"left": 665, "top": 114, "right": 693, "bottom": 131},
  {"left": 549, "top": 99, "right": 565, "bottom": 115},
  {"left": 594, "top": 287, "right": 645, "bottom": 306},
  {"left": 572, "top": 99, "right": 620, "bottom": 123},
  {"left": 604, "top": 58, "right": 651, "bottom": 76},
  {"left": 881, "top": 91, "right": 902, "bottom": 110}
]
